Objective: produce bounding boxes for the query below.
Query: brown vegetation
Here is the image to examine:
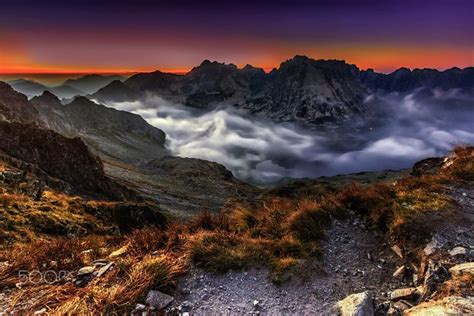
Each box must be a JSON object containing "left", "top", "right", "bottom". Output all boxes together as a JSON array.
[{"left": 0, "top": 146, "right": 472, "bottom": 313}]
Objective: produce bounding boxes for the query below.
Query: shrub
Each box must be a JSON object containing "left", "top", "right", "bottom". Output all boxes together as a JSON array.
[
  {"left": 188, "top": 231, "right": 269, "bottom": 272},
  {"left": 287, "top": 201, "right": 331, "bottom": 241},
  {"left": 229, "top": 206, "right": 258, "bottom": 232},
  {"left": 125, "top": 226, "right": 168, "bottom": 257},
  {"left": 187, "top": 210, "right": 229, "bottom": 232},
  {"left": 444, "top": 145, "right": 474, "bottom": 181}
]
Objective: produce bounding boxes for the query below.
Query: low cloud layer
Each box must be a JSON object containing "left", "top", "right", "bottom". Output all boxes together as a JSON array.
[{"left": 101, "top": 88, "right": 474, "bottom": 184}]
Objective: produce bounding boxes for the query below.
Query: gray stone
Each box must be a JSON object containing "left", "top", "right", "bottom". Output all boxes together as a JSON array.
[
  {"left": 77, "top": 266, "right": 95, "bottom": 276},
  {"left": 423, "top": 236, "right": 443, "bottom": 256},
  {"left": 134, "top": 304, "right": 146, "bottom": 311},
  {"left": 336, "top": 291, "right": 374, "bottom": 316},
  {"left": 145, "top": 290, "right": 174, "bottom": 310},
  {"left": 449, "top": 246, "right": 467, "bottom": 257},
  {"left": 390, "top": 288, "right": 418, "bottom": 301}
]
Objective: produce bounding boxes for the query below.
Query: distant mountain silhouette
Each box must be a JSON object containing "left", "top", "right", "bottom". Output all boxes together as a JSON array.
[
  {"left": 93, "top": 56, "right": 473, "bottom": 125},
  {"left": 360, "top": 67, "right": 474, "bottom": 92},
  {"left": 63, "top": 74, "right": 126, "bottom": 94},
  {"left": 9, "top": 74, "right": 126, "bottom": 100}
]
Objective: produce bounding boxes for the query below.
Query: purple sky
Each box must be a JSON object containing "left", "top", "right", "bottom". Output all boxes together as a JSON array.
[{"left": 1, "top": 0, "right": 473, "bottom": 73}]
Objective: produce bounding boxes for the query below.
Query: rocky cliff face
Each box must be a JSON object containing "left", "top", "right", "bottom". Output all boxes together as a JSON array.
[
  {"left": 0, "top": 121, "right": 135, "bottom": 200},
  {"left": 93, "top": 56, "right": 368, "bottom": 125},
  {"left": 93, "top": 57, "right": 474, "bottom": 127},
  {"left": 31, "top": 93, "right": 168, "bottom": 163},
  {"left": 0, "top": 82, "right": 44, "bottom": 126},
  {"left": 245, "top": 56, "right": 366, "bottom": 124}
]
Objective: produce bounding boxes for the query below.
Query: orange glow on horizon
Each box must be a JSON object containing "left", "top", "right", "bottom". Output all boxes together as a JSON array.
[{"left": 1, "top": 44, "right": 472, "bottom": 75}]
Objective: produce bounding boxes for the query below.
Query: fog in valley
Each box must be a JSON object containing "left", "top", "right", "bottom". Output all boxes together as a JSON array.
[{"left": 99, "top": 89, "right": 474, "bottom": 184}]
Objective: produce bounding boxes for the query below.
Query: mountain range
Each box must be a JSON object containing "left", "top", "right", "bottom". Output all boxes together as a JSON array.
[
  {"left": 9, "top": 74, "right": 125, "bottom": 99},
  {"left": 0, "top": 81, "right": 256, "bottom": 213},
  {"left": 92, "top": 56, "right": 474, "bottom": 126}
]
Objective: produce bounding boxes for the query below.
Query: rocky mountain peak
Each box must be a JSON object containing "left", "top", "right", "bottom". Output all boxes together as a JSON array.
[
  {"left": 188, "top": 60, "right": 239, "bottom": 78},
  {"left": 0, "top": 81, "right": 44, "bottom": 126},
  {"left": 68, "top": 95, "right": 96, "bottom": 107},
  {"left": 92, "top": 80, "right": 141, "bottom": 103},
  {"left": 31, "top": 90, "right": 62, "bottom": 108},
  {"left": 104, "top": 79, "right": 126, "bottom": 89},
  {"left": 249, "top": 56, "right": 366, "bottom": 124}
]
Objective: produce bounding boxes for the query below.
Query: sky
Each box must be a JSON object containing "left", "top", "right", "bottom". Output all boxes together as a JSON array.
[{"left": 0, "top": 0, "right": 473, "bottom": 74}]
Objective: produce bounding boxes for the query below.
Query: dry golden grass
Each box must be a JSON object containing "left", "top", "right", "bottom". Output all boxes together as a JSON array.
[
  {"left": 1, "top": 145, "right": 472, "bottom": 312},
  {"left": 434, "top": 274, "right": 474, "bottom": 299},
  {"left": 2, "top": 226, "right": 185, "bottom": 314},
  {"left": 442, "top": 145, "right": 474, "bottom": 181},
  {"left": 336, "top": 175, "right": 452, "bottom": 245},
  {"left": 185, "top": 198, "right": 327, "bottom": 282},
  {"left": 0, "top": 188, "right": 113, "bottom": 243},
  {"left": 52, "top": 254, "right": 184, "bottom": 314}
]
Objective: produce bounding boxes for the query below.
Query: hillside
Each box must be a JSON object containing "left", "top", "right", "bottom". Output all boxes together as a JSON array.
[
  {"left": 30, "top": 92, "right": 168, "bottom": 163},
  {"left": 0, "top": 146, "right": 472, "bottom": 314}
]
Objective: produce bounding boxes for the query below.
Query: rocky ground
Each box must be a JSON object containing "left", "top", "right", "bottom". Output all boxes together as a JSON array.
[
  {"left": 160, "top": 185, "right": 473, "bottom": 315},
  {"left": 168, "top": 212, "right": 404, "bottom": 315},
  {"left": 1, "top": 159, "right": 473, "bottom": 315}
]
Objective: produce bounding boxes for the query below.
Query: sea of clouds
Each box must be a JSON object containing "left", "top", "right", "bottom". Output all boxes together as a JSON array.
[{"left": 99, "top": 88, "right": 474, "bottom": 184}]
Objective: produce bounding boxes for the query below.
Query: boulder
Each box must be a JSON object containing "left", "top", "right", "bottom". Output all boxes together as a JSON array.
[
  {"left": 404, "top": 296, "right": 474, "bottom": 315},
  {"left": 449, "top": 262, "right": 474, "bottom": 277},
  {"left": 336, "top": 291, "right": 374, "bottom": 316},
  {"left": 145, "top": 290, "right": 174, "bottom": 310},
  {"left": 411, "top": 157, "right": 445, "bottom": 177},
  {"left": 387, "top": 300, "right": 414, "bottom": 315}
]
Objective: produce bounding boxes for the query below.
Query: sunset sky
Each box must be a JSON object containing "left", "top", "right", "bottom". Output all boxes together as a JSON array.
[{"left": 0, "top": 0, "right": 473, "bottom": 74}]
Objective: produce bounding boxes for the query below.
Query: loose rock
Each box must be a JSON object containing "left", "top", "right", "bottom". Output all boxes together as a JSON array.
[
  {"left": 77, "top": 266, "right": 95, "bottom": 276},
  {"left": 449, "top": 262, "right": 474, "bottom": 277},
  {"left": 423, "top": 236, "right": 443, "bottom": 256},
  {"left": 145, "top": 290, "right": 174, "bottom": 310},
  {"left": 449, "top": 246, "right": 467, "bottom": 257},
  {"left": 392, "top": 266, "right": 405, "bottom": 279},
  {"left": 391, "top": 245, "right": 403, "bottom": 259},
  {"left": 336, "top": 291, "right": 374, "bottom": 316},
  {"left": 390, "top": 288, "right": 418, "bottom": 301}
]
